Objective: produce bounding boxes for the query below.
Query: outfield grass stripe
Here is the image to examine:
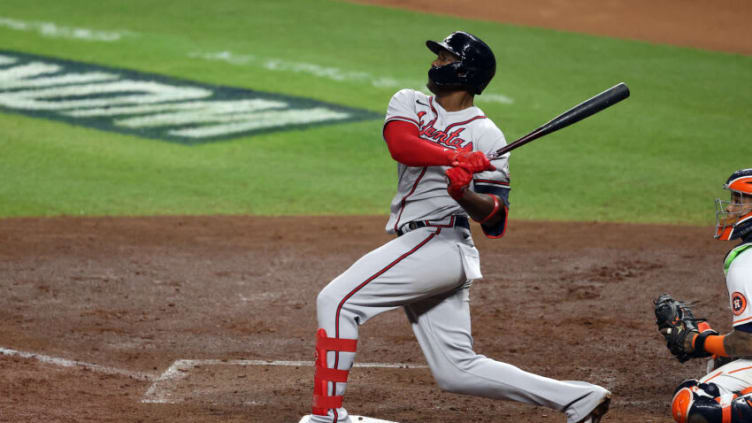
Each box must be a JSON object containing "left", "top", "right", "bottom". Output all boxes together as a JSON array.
[{"left": 0, "top": 15, "right": 134, "bottom": 41}]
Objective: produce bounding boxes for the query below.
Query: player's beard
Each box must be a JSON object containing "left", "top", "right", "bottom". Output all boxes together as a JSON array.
[
  {"left": 426, "top": 78, "right": 441, "bottom": 95},
  {"left": 427, "top": 64, "right": 469, "bottom": 96},
  {"left": 426, "top": 78, "right": 463, "bottom": 96}
]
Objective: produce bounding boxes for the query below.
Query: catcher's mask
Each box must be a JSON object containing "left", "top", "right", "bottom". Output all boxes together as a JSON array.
[
  {"left": 715, "top": 168, "right": 752, "bottom": 241},
  {"left": 426, "top": 31, "right": 496, "bottom": 95}
]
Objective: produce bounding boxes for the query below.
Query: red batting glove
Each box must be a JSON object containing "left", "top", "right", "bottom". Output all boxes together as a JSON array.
[
  {"left": 446, "top": 166, "right": 473, "bottom": 201},
  {"left": 450, "top": 150, "right": 495, "bottom": 173}
]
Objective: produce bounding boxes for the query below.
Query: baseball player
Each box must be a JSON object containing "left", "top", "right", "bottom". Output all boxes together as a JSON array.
[
  {"left": 654, "top": 168, "right": 752, "bottom": 422},
  {"left": 304, "top": 31, "right": 611, "bottom": 423}
]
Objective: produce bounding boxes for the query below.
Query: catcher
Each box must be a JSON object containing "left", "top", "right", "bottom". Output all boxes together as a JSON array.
[{"left": 654, "top": 168, "right": 752, "bottom": 423}]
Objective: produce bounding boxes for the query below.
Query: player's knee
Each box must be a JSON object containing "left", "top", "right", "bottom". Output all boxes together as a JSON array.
[
  {"left": 432, "top": 356, "right": 478, "bottom": 394},
  {"left": 434, "top": 372, "right": 469, "bottom": 394},
  {"left": 672, "top": 380, "right": 700, "bottom": 423},
  {"left": 316, "top": 286, "right": 339, "bottom": 311},
  {"left": 670, "top": 379, "right": 747, "bottom": 423},
  {"left": 673, "top": 393, "right": 719, "bottom": 423}
]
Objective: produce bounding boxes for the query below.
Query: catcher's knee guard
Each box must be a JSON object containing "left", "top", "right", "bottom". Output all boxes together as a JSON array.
[
  {"left": 311, "top": 329, "right": 357, "bottom": 416},
  {"left": 672, "top": 380, "right": 752, "bottom": 423}
]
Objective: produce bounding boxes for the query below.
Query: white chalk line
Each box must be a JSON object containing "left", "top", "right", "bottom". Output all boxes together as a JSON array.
[
  {"left": 0, "top": 346, "right": 154, "bottom": 381},
  {"left": 0, "top": 346, "right": 426, "bottom": 405},
  {"left": 162, "top": 359, "right": 428, "bottom": 369},
  {"left": 0, "top": 16, "right": 514, "bottom": 105},
  {"left": 190, "top": 50, "right": 515, "bottom": 105},
  {"left": 299, "top": 416, "right": 398, "bottom": 423},
  {"left": 0, "top": 16, "right": 135, "bottom": 42},
  {"left": 141, "top": 358, "right": 429, "bottom": 404}
]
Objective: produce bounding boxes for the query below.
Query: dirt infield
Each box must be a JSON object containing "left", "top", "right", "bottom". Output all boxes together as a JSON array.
[
  {"left": 0, "top": 216, "right": 735, "bottom": 422},
  {"left": 350, "top": 0, "right": 752, "bottom": 55}
]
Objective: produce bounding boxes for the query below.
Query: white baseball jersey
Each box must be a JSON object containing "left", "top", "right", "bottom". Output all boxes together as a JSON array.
[
  {"left": 699, "top": 243, "right": 752, "bottom": 394},
  {"left": 725, "top": 243, "right": 752, "bottom": 328},
  {"left": 383, "top": 89, "right": 511, "bottom": 237}
]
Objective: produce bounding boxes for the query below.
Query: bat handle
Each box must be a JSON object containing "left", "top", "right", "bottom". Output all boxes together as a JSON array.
[{"left": 486, "top": 144, "right": 512, "bottom": 161}]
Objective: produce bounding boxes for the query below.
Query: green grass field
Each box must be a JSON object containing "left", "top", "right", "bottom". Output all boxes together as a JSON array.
[{"left": 0, "top": 0, "right": 750, "bottom": 224}]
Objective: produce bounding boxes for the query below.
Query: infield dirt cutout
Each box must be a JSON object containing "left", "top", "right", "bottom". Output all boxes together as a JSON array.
[
  {"left": 1, "top": 2, "right": 749, "bottom": 422},
  {"left": 0, "top": 216, "right": 735, "bottom": 422}
]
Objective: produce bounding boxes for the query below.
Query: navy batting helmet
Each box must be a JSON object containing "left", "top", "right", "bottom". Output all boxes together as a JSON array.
[
  {"left": 715, "top": 168, "right": 752, "bottom": 241},
  {"left": 426, "top": 31, "right": 496, "bottom": 95}
]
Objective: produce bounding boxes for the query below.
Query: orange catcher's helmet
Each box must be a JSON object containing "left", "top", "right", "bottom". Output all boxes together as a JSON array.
[{"left": 715, "top": 168, "right": 752, "bottom": 241}]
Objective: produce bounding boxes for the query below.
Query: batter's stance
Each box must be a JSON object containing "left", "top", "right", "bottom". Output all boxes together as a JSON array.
[
  {"left": 306, "top": 31, "right": 611, "bottom": 423},
  {"left": 654, "top": 168, "right": 752, "bottom": 423}
]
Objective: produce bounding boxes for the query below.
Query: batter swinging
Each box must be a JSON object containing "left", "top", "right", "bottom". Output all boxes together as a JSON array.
[{"left": 305, "top": 31, "right": 611, "bottom": 423}]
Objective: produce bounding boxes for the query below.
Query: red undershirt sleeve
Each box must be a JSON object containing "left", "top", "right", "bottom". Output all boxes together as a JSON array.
[{"left": 383, "top": 120, "right": 455, "bottom": 167}]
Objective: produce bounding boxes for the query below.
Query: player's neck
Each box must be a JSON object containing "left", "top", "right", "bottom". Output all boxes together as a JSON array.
[{"left": 435, "top": 90, "right": 475, "bottom": 111}]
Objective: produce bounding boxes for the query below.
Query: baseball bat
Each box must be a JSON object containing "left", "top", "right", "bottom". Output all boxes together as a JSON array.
[{"left": 487, "top": 82, "right": 630, "bottom": 160}]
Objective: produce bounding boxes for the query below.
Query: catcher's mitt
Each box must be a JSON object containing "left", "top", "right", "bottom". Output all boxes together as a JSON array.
[{"left": 654, "top": 294, "right": 716, "bottom": 363}]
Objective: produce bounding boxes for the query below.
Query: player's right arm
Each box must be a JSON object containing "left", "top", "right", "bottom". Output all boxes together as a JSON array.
[{"left": 383, "top": 120, "right": 456, "bottom": 167}]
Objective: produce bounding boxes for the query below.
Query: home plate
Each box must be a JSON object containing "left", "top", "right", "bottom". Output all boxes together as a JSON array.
[{"left": 298, "top": 416, "right": 398, "bottom": 423}]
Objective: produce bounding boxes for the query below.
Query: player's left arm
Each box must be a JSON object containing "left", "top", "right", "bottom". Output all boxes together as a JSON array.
[
  {"left": 658, "top": 313, "right": 752, "bottom": 361},
  {"left": 446, "top": 174, "right": 504, "bottom": 227},
  {"left": 468, "top": 125, "right": 511, "bottom": 237},
  {"left": 445, "top": 157, "right": 510, "bottom": 235},
  {"left": 678, "top": 324, "right": 752, "bottom": 360}
]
